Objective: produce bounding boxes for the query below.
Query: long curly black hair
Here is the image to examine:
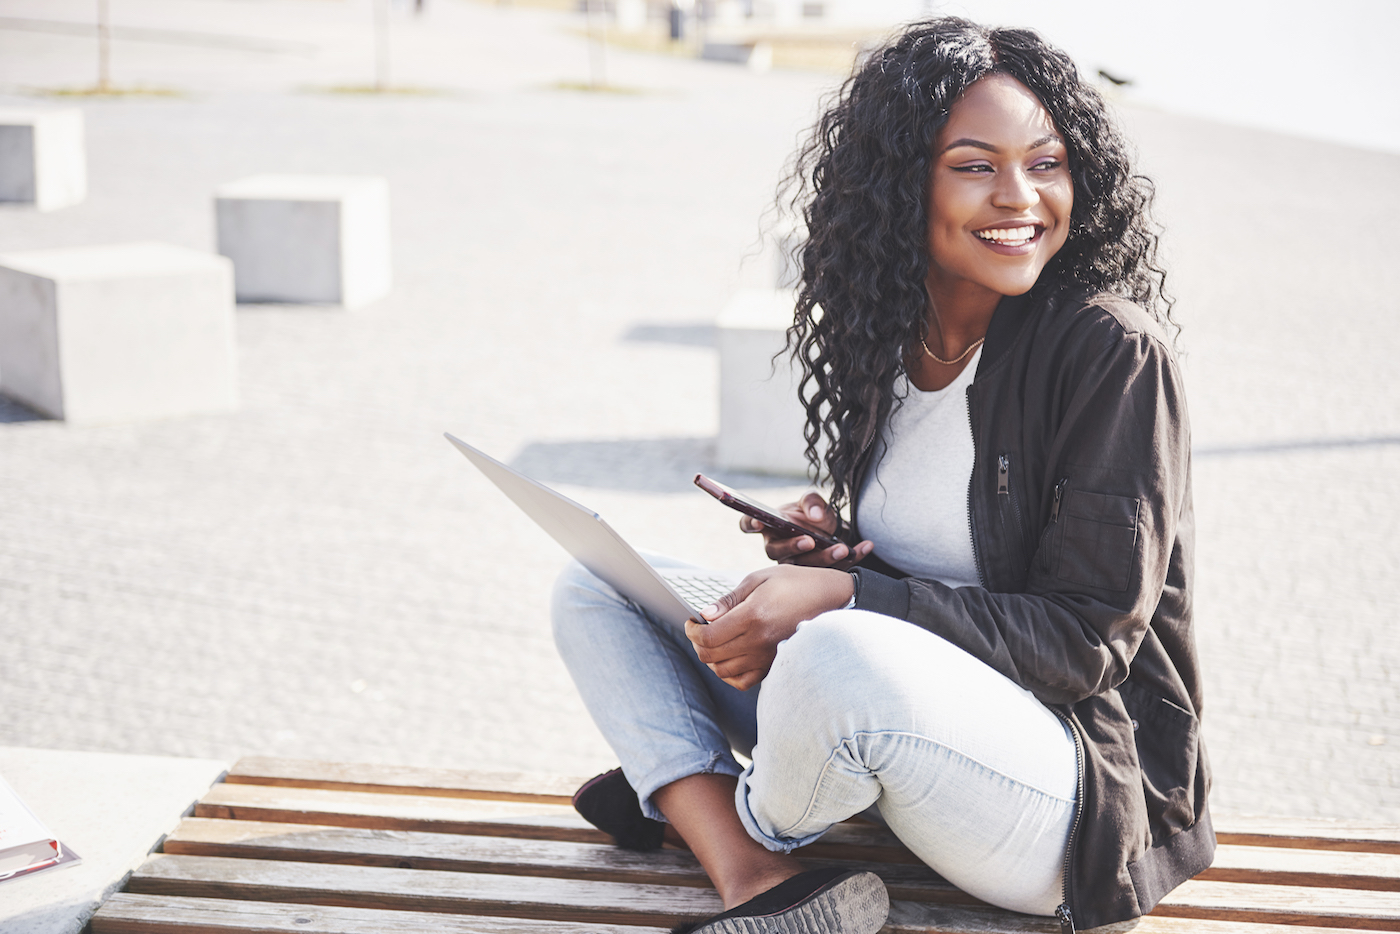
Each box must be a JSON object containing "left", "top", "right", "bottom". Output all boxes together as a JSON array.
[{"left": 779, "top": 17, "right": 1171, "bottom": 513}]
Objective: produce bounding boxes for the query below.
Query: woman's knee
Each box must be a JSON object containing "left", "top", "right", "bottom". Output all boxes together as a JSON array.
[
  {"left": 760, "top": 610, "right": 886, "bottom": 716},
  {"left": 550, "top": 560, "right": 620, "bottom": 650},
  {"left": 771, "top": 610, "right": 881, "bottom": 680}
]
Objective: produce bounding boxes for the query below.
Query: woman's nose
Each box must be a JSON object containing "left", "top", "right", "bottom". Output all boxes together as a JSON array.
[{"left": 991, "top": 167, "right": 1038, "bottom": 210}]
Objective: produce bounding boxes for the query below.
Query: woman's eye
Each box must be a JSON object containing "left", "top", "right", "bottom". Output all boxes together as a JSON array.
[
  {"left": 951, "top": 164, "right": 993, "bottom": 174},
  {"left": 1031, "top": 159, "right": 1062, "bottom": 172}
]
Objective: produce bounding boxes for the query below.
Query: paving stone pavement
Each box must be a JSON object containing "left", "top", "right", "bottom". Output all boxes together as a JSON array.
[{"left": 0, "top": 0, "right": 1396, "bottom": 823}]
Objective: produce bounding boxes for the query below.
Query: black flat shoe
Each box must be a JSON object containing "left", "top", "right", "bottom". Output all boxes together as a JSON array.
[
  {"left": 671, "top": 867, "right": 889, "bottom": 934},
  {"left": 571, "top": 767, "right": 666, "bottom": 851}
]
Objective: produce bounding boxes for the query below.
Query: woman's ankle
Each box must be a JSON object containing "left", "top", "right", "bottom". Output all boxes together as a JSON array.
[
  {"left": 719, "top": 860, "right": 804, "bottom": 909},
  {"left": 653, "top": 773, "right": 804, "bottom": 908}
]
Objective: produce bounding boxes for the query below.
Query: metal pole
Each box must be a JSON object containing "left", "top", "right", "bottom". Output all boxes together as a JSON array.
[
  {"left": 373, "top": 0, "right": 389, "bottom": 92},
  {"left": 97, "top": 0, "right": 111, "bottom": 92}
]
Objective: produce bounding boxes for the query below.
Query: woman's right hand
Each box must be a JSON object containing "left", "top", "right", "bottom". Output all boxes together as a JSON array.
[{"left": 739, "top": 491, "right": 874, "bottom": 568}]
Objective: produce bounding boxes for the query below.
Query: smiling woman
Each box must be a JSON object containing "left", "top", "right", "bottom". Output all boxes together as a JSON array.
[
  {"left": 919, "top": 75, "right": 1073, "bottom": 385},
  {"left": 550, "top": 17, "right": 1203, "bottom": 934}
]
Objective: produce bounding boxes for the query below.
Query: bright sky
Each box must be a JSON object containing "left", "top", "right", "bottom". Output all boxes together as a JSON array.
[{"left": 824, "top": 0, "right": 1400, "bottom": 154}]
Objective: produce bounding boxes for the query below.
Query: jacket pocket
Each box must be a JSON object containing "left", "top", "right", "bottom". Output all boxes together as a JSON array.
[
  {"left": 1120, "top": 679, "right": 1200, "bottom": 840},
  {"left": 1056, "top": 488, "right": 1140, "bottom": 592}
]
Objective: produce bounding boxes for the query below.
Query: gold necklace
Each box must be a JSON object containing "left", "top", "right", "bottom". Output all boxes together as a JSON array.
[{"left": 920, "top": 335, "right": 985, "bottom": 366}]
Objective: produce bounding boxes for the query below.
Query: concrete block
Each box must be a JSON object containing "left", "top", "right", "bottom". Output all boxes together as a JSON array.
[
  {"left": 215, "top": 174, "right": 392, "bottom": 307},
  {"left": 0, "top": 108, "right": 87, "bottom": 212},
  {"left": 0, "top": 242, "right": 238, "bottom": 424},
  {"left": 700, "top": 41, "right": 773, "bottom": 72},
  {"left": 0, "top": 747, "right": 227, "bottom": 934},
  {"left": 717, "top": 289, "right": 814, "bottom": 477}
]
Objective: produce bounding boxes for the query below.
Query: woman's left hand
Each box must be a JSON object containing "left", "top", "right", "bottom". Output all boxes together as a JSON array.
[{"left": 684, "top": 565, "right": 854, "bottom": 691}]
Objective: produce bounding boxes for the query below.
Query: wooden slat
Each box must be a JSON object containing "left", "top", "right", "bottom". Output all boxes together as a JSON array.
[
  {"left": 1216, "top": 816, "right": 1400, "bottom": 856},
  {"left": 161, "top": 818, "right": 965, "bottom": 903},
  {"left": 194, "top": 782, "right": 917, "bottom": 863},
  {"left": 99, "top": 887, "right": 1392, "bottom": 934},
  {"left": 95, "top": 895, "right": 1388, "bottom": 934},
  {"left": 225, "top": 758, "right": 587, "bottom": 805},
  {"left": 1204, "top": 844, "right": 1400, "bottom": 891},
  {"left": 885, "top": 901, "right": 1383, "bottom": 933},
  {"left": 1154, "top": 878, "right": 1400, "bottom": 929},
  {"left": 127, "top": 854, "right": 723, "bottom": 927},
  {"left": 128, "top": 852, "right": 1400, "bottom": 931},
  {"left": 92, "top": 893, "right": 668, "bottom": 934},
  {"left": 194, "top": 784, "right": 608, "bottom": 843}
]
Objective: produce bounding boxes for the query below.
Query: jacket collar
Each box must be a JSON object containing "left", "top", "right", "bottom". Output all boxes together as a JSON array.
[{"left": 976, "top": 289, "right": 1036, "bottom": 378}]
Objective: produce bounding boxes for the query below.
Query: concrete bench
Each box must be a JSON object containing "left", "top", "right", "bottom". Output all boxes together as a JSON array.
[
  {"left": 88, "top": 755, "right": 1400, "bottom": 932},
  {"left": 214, "top": 174, "right": 392, "bottom": 308},
  {"left": 0, "top": 747, "right": 227, "bottom": 934},
  {"left": 0, "top": 108, "right": 86, "bottom": 212},
  {"left": 0, "top": 241, "right": 238, "bottom": 424},
  {"left": 716, "top": 288, "right": 811, "bottom": 477}
]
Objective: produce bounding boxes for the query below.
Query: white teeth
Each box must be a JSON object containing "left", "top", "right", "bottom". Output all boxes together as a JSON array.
[{"left": 976, "top": 225, "right": 1037, "bottom": 242}]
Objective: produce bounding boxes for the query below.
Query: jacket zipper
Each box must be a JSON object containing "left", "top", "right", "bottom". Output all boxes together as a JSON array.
[
  {"left": 965, "top": 387, "right": 986, "bottom": 587},
  {"left": 1050, "top": 704, "right": 1086, "bottom": 934},
  {"left": 1043, "top": 485, "right": 1079, "bottom": 934}
]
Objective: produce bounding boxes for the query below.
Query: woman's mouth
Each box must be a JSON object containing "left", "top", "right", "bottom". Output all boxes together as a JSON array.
[{"left": 974, "top": 224, "right": 1042, "bottom": 247}]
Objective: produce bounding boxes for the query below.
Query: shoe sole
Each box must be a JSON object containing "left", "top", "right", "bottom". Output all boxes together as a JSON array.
[{"left": 690, "top": 871, "right": 889, "bottom": 934}]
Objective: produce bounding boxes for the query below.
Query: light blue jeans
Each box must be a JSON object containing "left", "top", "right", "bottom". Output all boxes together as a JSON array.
[{"left": 550, "top": 557, "right": 1079, "bottom": 916}]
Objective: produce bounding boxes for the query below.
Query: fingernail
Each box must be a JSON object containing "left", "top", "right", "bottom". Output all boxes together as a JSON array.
[
  {"left": 834, "top": 545, "right": 848, "bottom": 559},
  {"left": 799, "top": 538, "right": 814, "bottom": 550},
  {"left": 701, "top": 604, "right": 719, "bottom": 619},
  {"left": 808, "top": 506, "right": 822, "bottom": 519}
]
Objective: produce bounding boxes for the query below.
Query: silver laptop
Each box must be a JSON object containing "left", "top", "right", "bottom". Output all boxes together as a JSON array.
[{"left": 444, "top": 433, "right": 741, "bottom": 627}]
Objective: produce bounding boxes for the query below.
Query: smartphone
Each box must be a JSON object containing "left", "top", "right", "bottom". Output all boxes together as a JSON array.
[{"left": 693, "top": 474, "right": 843, "bottom": 550}]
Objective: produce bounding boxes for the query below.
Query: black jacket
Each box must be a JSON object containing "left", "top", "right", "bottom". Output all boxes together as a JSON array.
[{"left": 848, "top": 287, "right": 1213, "bottom": 930}]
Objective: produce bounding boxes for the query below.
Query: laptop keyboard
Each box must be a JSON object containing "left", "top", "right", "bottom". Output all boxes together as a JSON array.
[{"left": 662, "top": 571, "right": 739, "bottom": 607}]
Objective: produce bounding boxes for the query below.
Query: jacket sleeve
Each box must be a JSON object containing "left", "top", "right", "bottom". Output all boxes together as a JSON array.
[{"left": 852, "top": 320, "right": 1190, "bottom": 706}]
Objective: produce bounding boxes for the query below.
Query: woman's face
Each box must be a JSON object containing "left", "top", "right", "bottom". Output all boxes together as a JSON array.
[{"left": 926, "top": 74, "right": 1073, "bottom": 304}]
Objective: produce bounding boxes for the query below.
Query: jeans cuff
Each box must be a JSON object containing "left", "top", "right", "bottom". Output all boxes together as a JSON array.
[
  {"left": 734, "top": 762, "right": 829, "bottom": 854},
  {"left": 634, "top": 751, "right": 744, "bottom": 823}
]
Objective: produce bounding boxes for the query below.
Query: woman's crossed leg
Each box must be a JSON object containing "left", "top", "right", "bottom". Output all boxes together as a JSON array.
[{"left": 552, "top": 561, "right": 1077, "bottom": 917}]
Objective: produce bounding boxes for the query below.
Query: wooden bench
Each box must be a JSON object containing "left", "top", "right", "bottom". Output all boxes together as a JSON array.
[{"left": 90, "top": 757, "right": 1400, "bottom": 933}]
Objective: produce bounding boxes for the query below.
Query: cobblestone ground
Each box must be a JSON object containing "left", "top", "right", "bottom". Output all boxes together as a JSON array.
[{"left": 0, "top": 0, "right": 1396, "bottom": 821}]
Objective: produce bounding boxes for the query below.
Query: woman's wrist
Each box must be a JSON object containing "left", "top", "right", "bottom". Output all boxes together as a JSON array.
[{"left": 815, "top": 566, "right": 855, "bottom": 611}]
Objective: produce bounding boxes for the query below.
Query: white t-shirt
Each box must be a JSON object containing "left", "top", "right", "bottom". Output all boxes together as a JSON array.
[{"left": 857, "top": 346, "right": 982, "bottom": 587}]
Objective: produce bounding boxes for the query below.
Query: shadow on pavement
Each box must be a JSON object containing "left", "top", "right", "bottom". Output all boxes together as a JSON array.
[
  {"left": 510, "top": 437, "right": 801, "bottom": 492},
  {"left": 0, "top": 396, "right": 49, "bottom": 424},
  {"left": 620, "top": 323, "right": 717, "bottom": 348},
  {"left": 1196, "top": 436, "right": 1400, "bottom": 458}
]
